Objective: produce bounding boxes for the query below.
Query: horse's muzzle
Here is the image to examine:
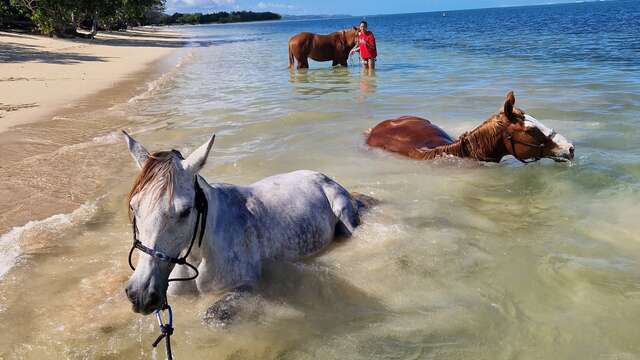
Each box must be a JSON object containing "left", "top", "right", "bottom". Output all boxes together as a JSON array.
[{"left": 125, "top": 283, "right": 165, "bottom": 315}]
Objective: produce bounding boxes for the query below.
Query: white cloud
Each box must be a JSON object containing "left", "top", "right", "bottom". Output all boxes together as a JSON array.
[
  {"left": 165, "top": 0, "right": 236, "bottom": 13},
  {"left": 256, "top": 2, "right": 296, "bottom": 10}
]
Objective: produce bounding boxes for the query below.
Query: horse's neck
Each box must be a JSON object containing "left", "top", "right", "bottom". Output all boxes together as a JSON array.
[
  {"left": 199, "top": 183, "right": 249, "bottom": 255},
  {"left": 419, "top": 141, "right": 465, "bottom": 159},
  {"left": 204, "top": 183, "right": 246, "bottom": 218},
  {"left": 422, "top": 117, "right": 508, "bottom": 162}
]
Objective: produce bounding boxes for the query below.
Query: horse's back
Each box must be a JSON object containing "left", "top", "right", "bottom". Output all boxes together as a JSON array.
[
  {"left": 246, "top": 170, "right": 351, "bottom": 257},
  {"left": 366, "top": 116, "right": 454, "bottom": 159},
  {"left": 289, "top": 32, "right": 313, "bottom": 43}
]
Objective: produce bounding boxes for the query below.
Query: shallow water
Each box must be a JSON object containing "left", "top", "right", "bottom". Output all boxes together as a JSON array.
[{"left": 1, "top": 1, "right": 640, "bottom": 359}]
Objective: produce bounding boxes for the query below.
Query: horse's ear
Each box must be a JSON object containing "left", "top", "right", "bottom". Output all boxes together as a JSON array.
[
  {"left": 122, "top": 130, "right": 149, "bottom": 169},
  {"left": 353, "top": 26, "right": 358, "bottom": 31},
  {"left": 183, "top": 133, "right": 215, "bottom": 174},
  {"left": 503, "top": 91, "right": 517, "bottom": 122}
]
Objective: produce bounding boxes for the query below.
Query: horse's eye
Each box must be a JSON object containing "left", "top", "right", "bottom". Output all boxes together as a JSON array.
[{"left": 178, "top": 207, "right": 191, "bottom": 219}]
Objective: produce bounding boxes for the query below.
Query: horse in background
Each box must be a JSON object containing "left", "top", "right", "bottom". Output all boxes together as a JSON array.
[
  {"left": 366, "top": 91, "right": 575, "bottom": 163},
  {"left": 288, "top": 27, "right": 359, "bottom": 69}
]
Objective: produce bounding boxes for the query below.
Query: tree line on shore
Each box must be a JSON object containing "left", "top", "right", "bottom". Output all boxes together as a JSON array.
[
  {"left": 150, "top": 10, "right": 281, "bottom": 25},
  {"left": 0, "top": 0, "right": 281, "bottom": 37}
]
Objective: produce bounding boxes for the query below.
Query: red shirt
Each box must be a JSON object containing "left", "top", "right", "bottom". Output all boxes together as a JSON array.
[{"left": 358, "top": 31, "right": 377, "bottom": 59}]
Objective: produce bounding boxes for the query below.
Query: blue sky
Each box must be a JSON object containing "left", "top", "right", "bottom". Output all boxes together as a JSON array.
[{"left": 164, "top": 0, "right": 587, "bottom": 15}]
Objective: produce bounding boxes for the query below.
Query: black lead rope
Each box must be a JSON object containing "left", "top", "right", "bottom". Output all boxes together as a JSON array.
[
  {"left": 152, "top": 304, "right": 174, "bottom": 360},
  {"left": 128, "top": 176, "right": 208, "bottom": 360}
]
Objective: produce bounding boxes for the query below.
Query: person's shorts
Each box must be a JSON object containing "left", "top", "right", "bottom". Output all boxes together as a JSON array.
[{"left": 361, "top": 57, "right": 376, "bottom": 65}]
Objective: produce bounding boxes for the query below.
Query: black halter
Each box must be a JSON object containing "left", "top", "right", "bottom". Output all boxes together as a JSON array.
[
  {"left": 128, "top": 176, "right": 208, "bottom": 282},
  {"left": 505, "top": 129, "right": 556, "bottom": 164}
]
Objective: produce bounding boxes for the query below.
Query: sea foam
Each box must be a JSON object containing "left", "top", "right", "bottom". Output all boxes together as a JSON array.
[{"left": 0, "top": 200, "right": 98, "bottom": 280}]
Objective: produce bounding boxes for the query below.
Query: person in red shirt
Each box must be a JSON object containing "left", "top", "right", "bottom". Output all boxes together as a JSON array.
[{"left": 351, "top": 20, "right": 377, "bottom": 70}]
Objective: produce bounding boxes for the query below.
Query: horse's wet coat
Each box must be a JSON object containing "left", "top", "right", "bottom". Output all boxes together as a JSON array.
[{"left": 196, "top": 170, "right": 359, "bottom": 293}]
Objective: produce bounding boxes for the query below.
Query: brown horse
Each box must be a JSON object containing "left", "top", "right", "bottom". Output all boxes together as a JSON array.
[
  {"left": 288, "top": 28, "right": 359, "bottom": 69},
  {"left": 366, "top": 91, "right": 575, "bottom": 163}
]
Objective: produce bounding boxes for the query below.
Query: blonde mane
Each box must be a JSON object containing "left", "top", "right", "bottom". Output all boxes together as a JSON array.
[{"left": 127, "top": 151, "right": 179, "bottom": 219}]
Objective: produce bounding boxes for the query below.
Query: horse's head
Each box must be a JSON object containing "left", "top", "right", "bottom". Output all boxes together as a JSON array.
[
  {"left": 344, "top": 27, "right": 359, "bottom": 49},
  {"left": 500, "top": 91, "right": 575, "bottom": 162},
  {"left": 122, "top": 131, "right": 215, "bottom": 314}
]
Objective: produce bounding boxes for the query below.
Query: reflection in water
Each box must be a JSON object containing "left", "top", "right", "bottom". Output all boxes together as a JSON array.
[
  {"left": 359, "top": 70, "right": 377, "bottom": 99},
  {"left": 289, "top": 67, "right": 355, "bottom": 96}
]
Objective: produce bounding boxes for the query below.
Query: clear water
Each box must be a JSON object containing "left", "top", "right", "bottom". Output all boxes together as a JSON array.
[{"left": 1, "top": 1, "right": 640, "bottom": 358}]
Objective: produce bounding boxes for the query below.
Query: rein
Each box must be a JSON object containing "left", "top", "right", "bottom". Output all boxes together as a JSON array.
[{"left": 127, "top": 167, "right": 208, "bottom": 360}]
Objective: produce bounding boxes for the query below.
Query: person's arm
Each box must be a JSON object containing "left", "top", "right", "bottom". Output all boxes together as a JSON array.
[{"left": 350, "top": 45, "right": 360, "bottom": 54}]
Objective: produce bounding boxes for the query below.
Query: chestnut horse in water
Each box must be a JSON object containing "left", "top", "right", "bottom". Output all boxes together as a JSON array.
[
  {"left": 366, "top": 91, "right": 575, "bottom": 163},
  {"left": 288, "top": 28, "right": 358, "bottom": 69}
]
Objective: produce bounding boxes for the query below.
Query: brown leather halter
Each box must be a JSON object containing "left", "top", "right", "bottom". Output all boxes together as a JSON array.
[{"left": 505, "top": 129, "right": 556, "bottom": 164}]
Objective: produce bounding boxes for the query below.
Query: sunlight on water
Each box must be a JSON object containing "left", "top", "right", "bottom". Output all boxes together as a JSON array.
[{"left": 1, "top": 1, "right": 639, "bottom": 359}]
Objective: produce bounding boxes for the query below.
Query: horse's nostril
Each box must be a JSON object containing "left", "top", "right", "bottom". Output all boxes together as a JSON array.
[
  {"left": 569, "top": 146, "right": 575, "bottom": 158},
  {"left": 147, "top": 290, "right": 162, "bottom": 307},
  {"left": 125, "top": 286, "right": 135, "bottom": 302}
]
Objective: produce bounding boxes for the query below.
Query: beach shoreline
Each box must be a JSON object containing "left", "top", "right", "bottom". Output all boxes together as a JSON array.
[
  {"left": 0, "top": 27, "right": 186, "bottom": 133},
  {"left": 0, "top": 27, "right": 190, "bottom": 236}
]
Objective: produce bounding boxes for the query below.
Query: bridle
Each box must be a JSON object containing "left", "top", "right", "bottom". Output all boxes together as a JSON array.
[
  {"left": 127, "top": 175, "right": 208, "bottom": 282},
  {"left": 126, "top": 150, "right": 208, "bottom": 359},
  {"left": 505, "top": 127, "right": 556, "bottom": 164}
]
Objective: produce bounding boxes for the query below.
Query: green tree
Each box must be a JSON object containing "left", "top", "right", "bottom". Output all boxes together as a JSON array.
[{"left": 10, "top": 0, "right": 164, "bottom": 36}]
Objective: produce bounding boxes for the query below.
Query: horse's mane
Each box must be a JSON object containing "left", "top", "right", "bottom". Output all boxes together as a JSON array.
[
  {"left": 424, "top": 113, "right": 507, "bottom": 160},
  {"left": 127, "top": 150, "right": 179, "bottom": 219},
  {"left": 460, "top": 114, "right": 507, "bottom": 159}
]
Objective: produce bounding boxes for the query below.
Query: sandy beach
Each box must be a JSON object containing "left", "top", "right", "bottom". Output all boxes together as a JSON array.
[
  {"left": 0, "top": 27, "right": 185, "bottom": 132},
  {"left": 0, "top": 27, "right": 189, "bottom": 236}
]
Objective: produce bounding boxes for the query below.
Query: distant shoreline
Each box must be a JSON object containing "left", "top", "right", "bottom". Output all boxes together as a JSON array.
[{"left": 149, "top": 11, "right": 281, "bottom": 26}]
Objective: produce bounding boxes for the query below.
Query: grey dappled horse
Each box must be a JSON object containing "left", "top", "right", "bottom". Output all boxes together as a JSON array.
[{"left": 123, "top": 132, "right": 369, "bottom": 323}]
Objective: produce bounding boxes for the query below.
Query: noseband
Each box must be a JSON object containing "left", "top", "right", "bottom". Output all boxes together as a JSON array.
[
  {"left": 505, "top": 129, "right": 556, "bottom": 164},
  {"left": 128, "top": 170, "right": 208, "bottom": 282}
]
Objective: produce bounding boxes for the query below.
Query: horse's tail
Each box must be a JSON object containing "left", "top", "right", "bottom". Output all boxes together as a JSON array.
[
  {"left": 350, "top": 192, "right": 379, "bottom": 212},
  {"left": 288, "top": 43, "right": 295, "bottom": 69}
]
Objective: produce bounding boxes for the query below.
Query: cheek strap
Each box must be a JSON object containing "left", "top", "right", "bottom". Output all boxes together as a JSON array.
[{"left": 505, "top": 132, "right": 546, "bottom": 164}]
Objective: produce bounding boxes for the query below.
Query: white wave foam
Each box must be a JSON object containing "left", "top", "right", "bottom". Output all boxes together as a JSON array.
[
  {"left": 0, "top": 200, "right": 98, "bottom": 280},
  {"left": 127, "top": 50, "right": 194, "bottom": 104},
  {"left": 55, "top": 131, "right": 122, "bottom": 155},
  {"left": 91, "top": 131, "right": 121, "bottom": 145}
]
